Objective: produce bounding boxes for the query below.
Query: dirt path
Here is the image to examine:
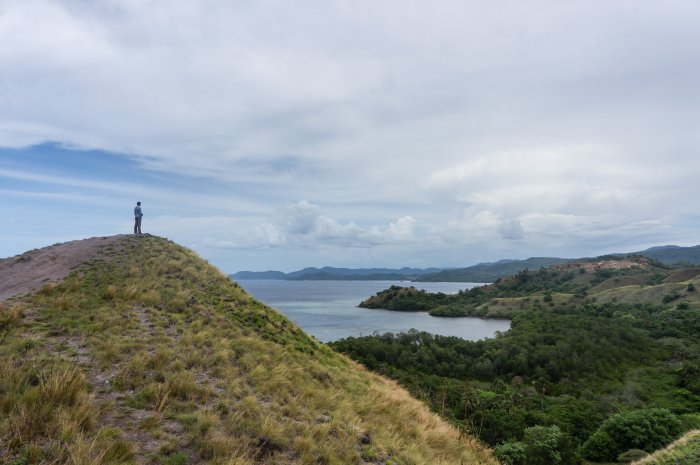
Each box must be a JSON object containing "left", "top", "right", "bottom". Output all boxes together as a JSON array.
[{"left": 0, "top": 235, "right": 128, "bottom": 302}]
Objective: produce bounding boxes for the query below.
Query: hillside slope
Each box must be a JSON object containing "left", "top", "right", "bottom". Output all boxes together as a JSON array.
[
  {"left": 632, "top": 430, "right": 700, "bottom": 464},
  {"left": 0, "top": 235, "right": 495, "bottom": 465}
]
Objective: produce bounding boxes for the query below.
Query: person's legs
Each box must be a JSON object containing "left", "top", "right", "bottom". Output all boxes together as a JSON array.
[{"left": 134, "top": 217, "right": 142, "bottom": 234}]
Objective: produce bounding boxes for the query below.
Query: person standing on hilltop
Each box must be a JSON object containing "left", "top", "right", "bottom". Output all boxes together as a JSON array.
[{"left": 134, "top": 201, "right": 143, "bottom": 234}]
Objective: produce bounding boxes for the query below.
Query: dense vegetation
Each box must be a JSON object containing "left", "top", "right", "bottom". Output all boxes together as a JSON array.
[
  {"left": 334, "top": 273, "right": 700, "bottom": 464},
  {"left": 360, "top": 257, "right": 700, "bottom": 319},
  {"left": 0, "top": 235, "right": 495, "bottom": 465},
  {"left": 580, "top": 409, "right": 683, "bottom": 462}
]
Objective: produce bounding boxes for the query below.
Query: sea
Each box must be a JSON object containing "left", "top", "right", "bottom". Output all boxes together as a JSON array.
[{"left": 236, "top": 280, "right": 511, "bottom": 343}]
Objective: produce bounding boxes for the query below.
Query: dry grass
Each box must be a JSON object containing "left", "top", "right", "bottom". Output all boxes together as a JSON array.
[
  {"left": 631, "top": 429, "right": 700, "bottom": 465},
  {"left": 39, "top": 366, "right": 87, "bottom": 405},
  {"left": 0, "top": 303, "right": 23, "bottom": 329},
  {"left": 0, "top": 235, "right": 497, "bottom": 465}
]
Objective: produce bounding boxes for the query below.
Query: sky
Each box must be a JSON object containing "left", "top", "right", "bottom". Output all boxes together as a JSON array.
[{"left": 1, "top": 0, "right": 700, "bottom": 273}]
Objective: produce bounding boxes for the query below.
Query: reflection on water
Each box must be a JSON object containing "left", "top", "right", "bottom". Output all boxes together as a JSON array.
[{"left": 236, "top": 280, "right": 511, "bottom": 342}]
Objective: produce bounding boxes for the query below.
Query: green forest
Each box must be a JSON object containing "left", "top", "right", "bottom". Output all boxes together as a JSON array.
[{"left": 332, "top": 258, "right": 700, "bottom": 464}]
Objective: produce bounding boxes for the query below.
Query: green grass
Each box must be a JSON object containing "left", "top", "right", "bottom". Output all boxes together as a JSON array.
[
  {"left": 631, "top": 430, "right": 700, "bottom": 464},
  {"left": 474, "top": 292, "right": 575, "bottom": 317},
  {"left": 593, "top": 279, "right": 700, "bottom": 307},
  {"left": 0, "top": 235, "right": 496, "bottom": 465}
]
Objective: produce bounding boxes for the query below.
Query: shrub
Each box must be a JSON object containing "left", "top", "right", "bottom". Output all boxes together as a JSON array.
[
  {"left": 617, "top": 448, "right": 648, "bottom": 463},
  {"left": 679, "top": 413, "right": 700, "bottom": 430},
  {"left": 581, "top": 408, "right": 683, "bottom": 462},
  {"left": 522, "top": 425, "right": 564, "bottom": 465},
  {"left": 492, "top": 425, "right": 578, "bottom": 465},
  {"left": 582, "top": 430, "right": 616, "bottom": 462},
  {"left": 494, "top": 440, "right": 526, "bottom": 465}
]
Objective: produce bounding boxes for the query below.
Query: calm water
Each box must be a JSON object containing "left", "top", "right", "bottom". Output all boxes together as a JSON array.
[{"left": 236, "top": 280, "right": 510, "bottom": 342}]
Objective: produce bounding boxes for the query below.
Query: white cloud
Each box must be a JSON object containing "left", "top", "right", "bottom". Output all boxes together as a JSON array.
[
  {"left": 499, "top": 219, "right": 525, "bottom": 241},
  {"left": 2, "top": 0, "right": 700, "bottom": 268},
  {"left": 203, "top": 201, "right": 415, "bottom": 250},
  {"left": 387, "top": 216, "right": 416, "bottom": 241}
]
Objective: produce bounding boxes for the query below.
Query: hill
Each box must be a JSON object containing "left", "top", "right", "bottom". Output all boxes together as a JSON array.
[
  {"left": 637, "top": 244, "right": 700, "bottom": 265},
  {"left": 229, "top": 244, "right": 700, "bottom": 284},
  {"left": 230, "top": 266, "right": 445, "bottom": 281},
  {"left": 632, "top": 430, "right": 700, "bottom": 464},
  {"left": 229, "top": 270, "right": 287, "bottom": 280},
  {"left": 359, "top": 255, "right": 700, "bottom": 318},
  {"left": 0, "top": 235, "right": 495, "bottom": 465},
  {"left": 415, "top": 257, "right": 569, "bottom": 282},
  {"left": 415, "top": 245, "right": 700, "bottom": 283}
]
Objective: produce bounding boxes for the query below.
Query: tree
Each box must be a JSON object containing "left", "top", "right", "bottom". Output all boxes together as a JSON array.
[
  {"left": 494, "top": 441, "right": 526, "bottom": 465},
  {"left": 581, "top": 408, "right": 683, "bottom": 462},
  {"left": 522, "top": 425, "right": 564, "bottom": 465}
]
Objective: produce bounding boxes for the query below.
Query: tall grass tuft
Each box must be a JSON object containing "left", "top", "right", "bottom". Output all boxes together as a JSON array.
[
  {"left": 101, "top": 285, "right": 117, "bottom": 300},
  {"left": 66, "top": 435, "right": 108, "bottom": 465},
  {"left": 40, "top": 366, "right": 87, "bottom": 406},
  {"left": 0, "top": 303, "right": 24, "bottom": 329}
]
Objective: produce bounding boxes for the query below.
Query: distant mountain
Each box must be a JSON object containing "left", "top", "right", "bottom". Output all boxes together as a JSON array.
[
  {"left": 416, "top": 245, "right": 700, "bottom": 282},
  {"left": 416, "top": 257, "right": 569, "bottom": 283},
  {"left": 228, "top": 270, "right": 287, "bottom": 280},
  {"left": 636, "top": 244, "right": 700, "bottom": 265},
  {"left": 641, "top": 245, "right": 683, "bottom": 252},
  {"left": 229, "top": 266, "right": 446, "bottom": 281},
  {"left": 230, "top": 244, "right": 700, "bottom": 283}
]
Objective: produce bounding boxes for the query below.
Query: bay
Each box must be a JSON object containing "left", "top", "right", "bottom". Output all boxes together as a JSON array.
[{"left": 236, "top": 280, "right": 511, "bottom": 342}]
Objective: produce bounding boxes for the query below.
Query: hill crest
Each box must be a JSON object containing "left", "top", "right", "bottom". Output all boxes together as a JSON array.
[{"left": 0, "top": 235, "right": 495, "bottom": 465}]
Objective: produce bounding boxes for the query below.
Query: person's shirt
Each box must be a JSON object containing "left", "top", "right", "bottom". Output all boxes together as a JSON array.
[{"left": 134, "top": 206, "right": 143, "bottom": 217}]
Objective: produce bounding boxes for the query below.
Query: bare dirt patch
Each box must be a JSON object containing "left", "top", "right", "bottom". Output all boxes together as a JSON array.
[{"left": 0, "top": 235, "right": 128, "bottom": 302}]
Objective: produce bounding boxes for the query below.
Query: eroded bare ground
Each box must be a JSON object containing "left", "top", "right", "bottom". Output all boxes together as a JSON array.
[{"left": 0, "top": 235, "right": 129, "bottom": 302}]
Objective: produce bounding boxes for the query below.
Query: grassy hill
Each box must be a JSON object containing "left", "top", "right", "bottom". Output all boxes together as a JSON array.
[
  {"left": 0, "top": 235, "right": 495, "bottom": 465},
  {"left": 631, "top": 430, "right": 700, "bottom": 464}
]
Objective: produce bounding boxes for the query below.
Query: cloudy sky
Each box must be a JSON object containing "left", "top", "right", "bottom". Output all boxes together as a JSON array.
[{"left": 1, "top": 0, "right": 699, "bottom": 272}]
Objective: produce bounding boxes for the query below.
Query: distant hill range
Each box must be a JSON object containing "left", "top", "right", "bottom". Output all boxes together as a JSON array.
[
  {"left": 230, "top": 266, "right": 445, "bottom": 281},
  {"left": 415, "top": 257, "right": 568, "bottom": 282},
  {"left": 634, "top": 244, "right": 700, "bottom": 265},
  {"left": 230, "top": 244, "right": 700, "bottom": 283}
]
